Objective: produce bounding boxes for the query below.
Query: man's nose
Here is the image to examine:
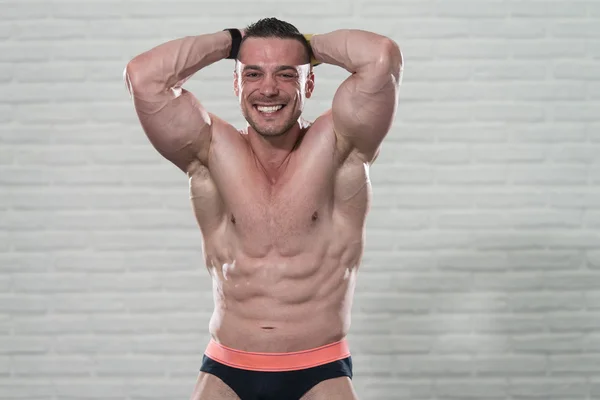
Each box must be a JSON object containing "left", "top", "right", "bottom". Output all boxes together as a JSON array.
[{"left": 259, "top": 75, "right": 278, "bottom": 97}]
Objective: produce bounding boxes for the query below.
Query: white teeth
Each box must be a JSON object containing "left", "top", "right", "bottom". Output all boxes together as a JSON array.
[{"left": 257, "top": 105, "right": 283, "bottom": 113}]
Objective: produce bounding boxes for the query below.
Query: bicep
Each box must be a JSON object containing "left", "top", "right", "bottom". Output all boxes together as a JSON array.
[
  {"left": 129, "top": 76, "right": 213, "bottom": 173},
  {"left": 332, "top": 43, "right": 402, "bottom": 163}
]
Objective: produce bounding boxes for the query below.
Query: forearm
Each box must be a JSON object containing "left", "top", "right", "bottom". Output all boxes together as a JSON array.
[
  {"left": 125, "top": 31, "right": 232, "bottom": 94},
  {"left": 310, "top": 29, "right": 402, "bottom": 77}
]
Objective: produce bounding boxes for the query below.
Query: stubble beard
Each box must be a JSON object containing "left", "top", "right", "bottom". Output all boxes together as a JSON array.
[{"left": 243, "top": 102, "right": 301, "bottom": 138}]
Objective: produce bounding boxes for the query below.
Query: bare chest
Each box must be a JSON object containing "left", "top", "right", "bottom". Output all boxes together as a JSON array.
[
  {"left": 190, "top": 128, "right": 370, "bottom": 256},
  {"left": 221, "top": 159, "right": 335, "bottom": 255}
]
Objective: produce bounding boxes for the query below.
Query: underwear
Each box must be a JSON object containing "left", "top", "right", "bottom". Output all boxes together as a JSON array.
[{"left": 199, "top": 338, "right": 353, "bottom": 400}]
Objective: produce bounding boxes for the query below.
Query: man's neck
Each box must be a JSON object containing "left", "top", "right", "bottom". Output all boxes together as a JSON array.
[{"left": 246, "top": 120, "right": 308, "bottom": 183}]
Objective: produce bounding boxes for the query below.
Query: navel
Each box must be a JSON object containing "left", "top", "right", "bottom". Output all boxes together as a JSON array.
[
  {"left": 231, "top": 214, "right": 236, "bottom": 224},
  {"left": 311, "top": 211, "right": 318, "bottom": 222}
]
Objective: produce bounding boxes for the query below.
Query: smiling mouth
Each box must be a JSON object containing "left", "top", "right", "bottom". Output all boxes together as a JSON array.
[{"left": 254, "top": 104, "right": 286, "bottom": 116}]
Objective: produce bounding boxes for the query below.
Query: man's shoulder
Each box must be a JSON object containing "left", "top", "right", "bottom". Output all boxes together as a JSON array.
[{"left": 303, "top": 110, "right": 333, "bottom": 133}]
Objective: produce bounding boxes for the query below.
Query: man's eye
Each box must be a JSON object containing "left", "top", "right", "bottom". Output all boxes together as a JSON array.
[
  {"left": 282, "top": 74, "right": 296, "bottom": 78},
  {"left": 246, "top": 73, "right": 260, "bottom": 78}
]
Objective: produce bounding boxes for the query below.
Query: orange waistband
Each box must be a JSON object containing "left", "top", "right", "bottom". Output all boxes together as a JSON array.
[{"left": 204, "top": 338, "right": 351, "bottom": 372}]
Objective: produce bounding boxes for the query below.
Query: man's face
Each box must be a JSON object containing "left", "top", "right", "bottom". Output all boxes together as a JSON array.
[{"left": 234, "top": 38, "right": 314, "bottom": 137}]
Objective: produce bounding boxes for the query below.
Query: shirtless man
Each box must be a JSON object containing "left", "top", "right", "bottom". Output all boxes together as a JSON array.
[{"left": 124, "top": 17, "right": 402, "bottom": 400}]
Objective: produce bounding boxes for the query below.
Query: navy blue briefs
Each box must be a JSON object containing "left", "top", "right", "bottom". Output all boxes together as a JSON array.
[
  {"left": 199, "top": 338, "right": 353, "bottom": 399},
  {"left": 200, "top": 354, "right": 353, "bottom": 400}
]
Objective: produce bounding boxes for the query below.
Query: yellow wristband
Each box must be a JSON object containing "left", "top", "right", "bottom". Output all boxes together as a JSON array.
[{"left": 303, "top": 33, "right": 321, "bottom": 67}]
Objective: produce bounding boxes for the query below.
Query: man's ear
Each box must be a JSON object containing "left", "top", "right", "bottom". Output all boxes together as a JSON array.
[{"left": 305, "top": 70, "right": 315, "bottom": 99}]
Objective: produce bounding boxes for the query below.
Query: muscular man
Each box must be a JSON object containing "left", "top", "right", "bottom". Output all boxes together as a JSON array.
[{"left": 124, "top": 17, "right": 402, "bottom": 400}]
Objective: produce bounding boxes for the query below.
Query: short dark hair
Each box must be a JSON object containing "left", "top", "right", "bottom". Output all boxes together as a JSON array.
[{"left": 238, "top": 17, "right": 312, "bottom": 64}]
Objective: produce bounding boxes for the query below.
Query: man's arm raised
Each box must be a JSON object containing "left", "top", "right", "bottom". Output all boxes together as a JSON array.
[
  {"left": 309, "top": 30, "right": 403, "bottom": 164},
  {"left": 123, "top": 31, "right": 235, "bottom": 173}
]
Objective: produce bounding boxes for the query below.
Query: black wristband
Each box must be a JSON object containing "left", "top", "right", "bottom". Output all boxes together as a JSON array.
[{"left": 223, "top": 28, "right": 242, "bottom": 59}]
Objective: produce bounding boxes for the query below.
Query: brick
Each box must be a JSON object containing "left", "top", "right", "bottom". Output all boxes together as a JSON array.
[
  {"left": 395, "top": 355, "right": 474, "bottom": 377},
  {"left": 0, "top": 380, "right": 54, "bottom": 399},
  {"left": 435, "top": 380, "right": 507, "bottom": 397},
  {"left": 54, "top": 381, "right": 128, "bottom": 399},
  {"left": 0, "top": 23, "right": 9, "bottom": 41},
  {"left": 360, "top": 252, "right": 436, "bottom": 271},
  {"left": 549, "top": 191, "right": 600, "bottom": 208},
  {"left": 128, "top": 380, "right": 193, "bottom": 399},
  {"left": 0, "top": 254, "right": 49, "bottom": 272},
  {"left": 434, "top": 40, "right": 510, "bottom": 60},
  {"left": 89, "top": 314, "right": 207, "bottom": 334},
  {"left": 435, "top": 293, "right": 510, "bottom": 312},
  {"left": 392, "top": 20, "right": 470, "bottom": 39},
  {"left": 436, "top": 253, "right": 509, "bottom": 271},
  {"left": 551, "top": 22, "right": 600, "bottom": 38},
  {"left": 359, "top": 1, "right": 433, "bottom": 17},
  {"left": 471, "top": 315, "right": 546, "bottom": 333},
  {"left": 359, "top": 379, "right": 434, "bottom": 399},
  {"left": 53, "top": 251, "right": 201, "bottom": 272},
  {"left": 406, "top": 61, "right": 473, "bottom": 82},
  {"left": 474, "top": 356, "right": 547, "bottom": 376},
  {"left": 0, "top": 43, "right": 56, "bottom": 62},
  {"left": 513, "top": 334, "right": 583, "bottom": 354},
  {"left": 472, "top": 144, "right": 546, "bottom": 162},
  {"left": 510, "top": 1, "right": 589, "bottom": 18},
  {"left": 512, "top": 41, "right": 587, "bottom": 59},
  {"left": 392, "top": 315, "right": 472, "bottom": 334},
  {"left": 94, "top": 356, "right": 165, "bottom": 377},
  {"left": 354, "top": 293, "right": 431, "bottom": 313},
  {"left": 508, "top": 251, "right": 583, "bottom": 270},
  {"left": 547, "top": 144, "right": 600, "bottom": 163},
  {"left": 131, "top": 335, "right": 204, "bottom": 355},
  {"left": 510, "top": 293, "right": 585, "bottom": 312},
  {"left": 0, "top": 356, "right": 8, "bottom": 376},
  {"left": 51, "top": 1, "right": 125, "bottom": 19},
  {"left": 547, "top": 314, "right": 600, "bottom": 332},
  {"left": 588, "top": 40, "right": 600, "bottom": 59},
  {"left": 438, "top": 211, "right": 581, "bottom": 230},
  {"left": 551, "top": 104, "right": 600, "bottom": 122},
  {"left": 509, "top": 124, "right": 587, "bottom": 143},
  {"left": 587, "top": 251, "right": 600, "bottom": 269},
  {"left": 509, "top": 166, "right": 588, "bottom": 185},
  {"left": 436, "top": 166, "right": 507, "bottom": 185},
  {"left": 54, "top": 335, "right": 131, "bottom": 354},
  {"left": 554, "top": 62, "right": 600, "bottom": 80},
  {"left": 12, "top": 356, "right": 92, "bottom": 377},
  {"left": 509, "top": 379, "right": 588, "bottom": 398},
  {"left": 0, "top": 337, "right": 52, "bottom": 355},
  {"left": 469, "top": 20, "right": 546, "bottom": 39},
  {"left": 472, "top": 104, "right": 546, "bottom": 122},
  {"left": 432, "top": 335, "right": 509, "bottom": 354},
  {"left": 473, "top": 272, "right": 545, "bottom": 291},
  {"left": 370, "top": 166, "right": 434, "bottom": 185},
  {"left": 544, "top": 272, "right": 600, "bottom": 290},
  {"left": 10, "top": 20, "right": 87, "bottom": 41},
  {"left": 472, "top": 61, "right": 549, "bottom": 81},
  {"left": 0, "top": 2, "right": 50, "bottom": 19},
  {"left": 0, "top": 295, "right": 48, "bottom": 314},
  {"left": 367, "top": 209, "right": 429, "bottom": 229},
  {"left": 437, "top": 1, "right": 508, "bottom": 17},
  {"left": 12, "top": 273, "right": 88, "bottom": 293},
  {"left": 8, "top": 232, "right": 89, "bottom": 252}
]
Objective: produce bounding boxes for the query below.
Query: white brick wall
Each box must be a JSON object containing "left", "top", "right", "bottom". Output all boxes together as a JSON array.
[{"left": 1, "top": 0, "right": 599, "bottom": 399}]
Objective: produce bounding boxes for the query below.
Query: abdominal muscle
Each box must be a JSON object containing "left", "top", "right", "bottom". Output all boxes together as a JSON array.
[{"left": 204, "top": 232, "right": 360, "bottom": 353}]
